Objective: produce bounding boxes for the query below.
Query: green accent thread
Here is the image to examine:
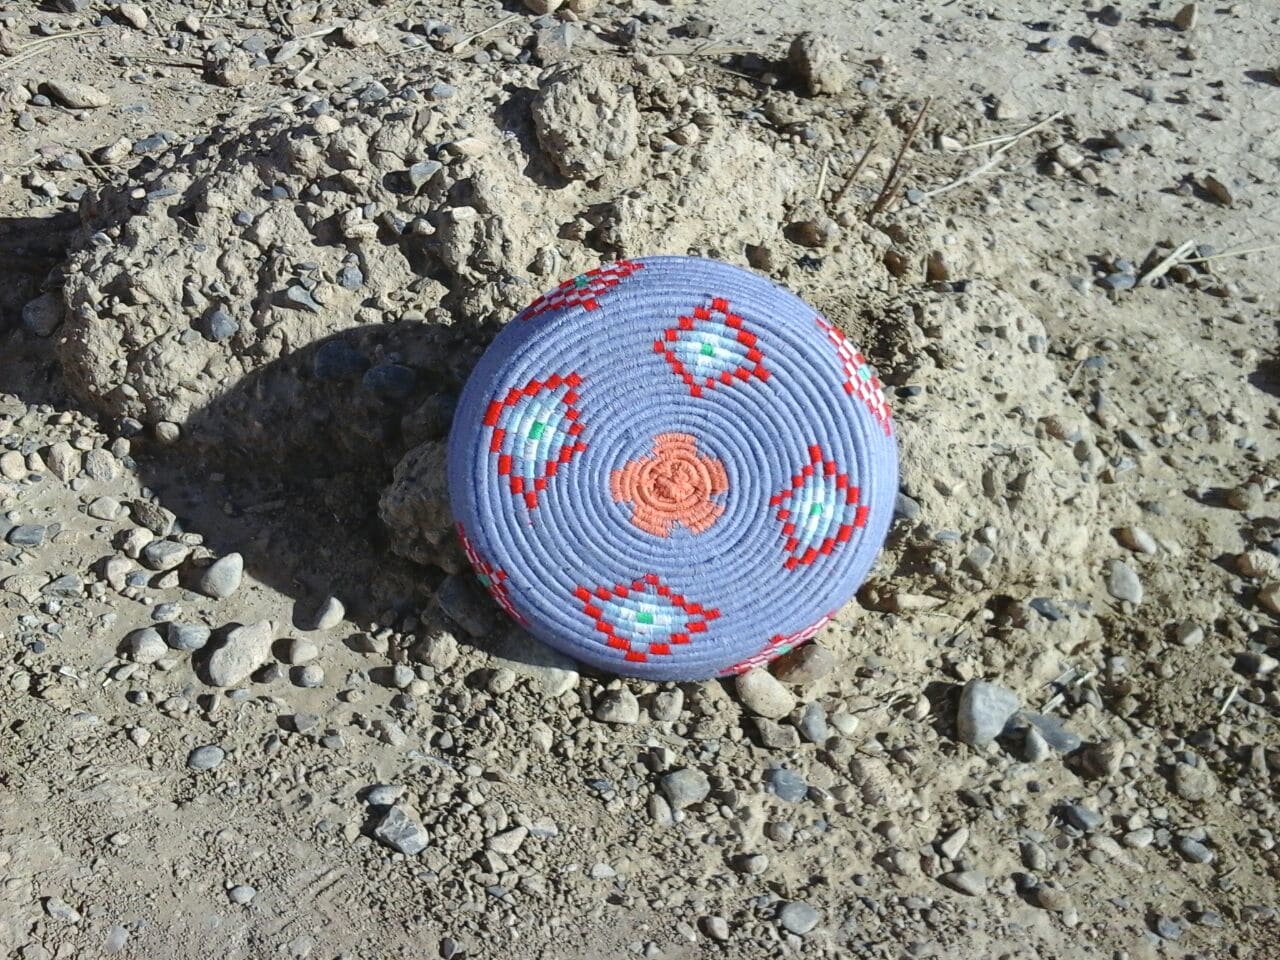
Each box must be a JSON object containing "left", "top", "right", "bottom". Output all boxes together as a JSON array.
[
  {"left": 700, "top": 342, "right": 716, "bottom": 357},
  {"left": 809, "top": 503, "right": 824, "bottom": 517},
  {"left": 573, "top": 274, "right": 590, "bottom": 289},
  {"left": 636, "top": 611, "right": 654, "bottom": 625},
  {"left": 528, "top": 421, "right": 546, "bottom": 440},
  {"left": 477, "top": 575, "right": 492, "bottom": 588}
]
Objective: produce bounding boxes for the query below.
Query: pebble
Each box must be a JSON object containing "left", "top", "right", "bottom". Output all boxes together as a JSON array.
[
  {"left": 787, "top": 33, "right": 848, "bottom": 95},
  {"left": 203, "top": 307, "right": 238, "bottom": 341},
  {"left": 1117, "top": 525, "right": 1158, "bottom": 555},
  {"left": 197, "top": 552, "right": 244, "bottom": 599},
  {"left": 939, "top": 871, "right": 987, "bottom": 896},
  {"left": 1177, "top": 836, "right": 1214, "bottom": 864},
  {"left": 44, "top": 80, "right": 111, "bottom": 109},
  {"left": 166, "top": 623, "right": 210, "bottom": 652},
  {"left": 141, "top": 539, "right": 189, "bottom": 571},
  {"left": 766, "top": 767, "right": 808, "bottom": 803},
  {"left": 1258, "top": 583, "right": 1280, "bottom": 616},
  {"left": 1031, "top": 885, "right": 1073, "bottom": 912},
  {"left": 227, "top": 884, "right": 256, "bottom": 905},
  {"left": 770, "top": 643, "right": 835, "bottom": 684},
  {"left": 307, "top": 596, "right": 344, "bottom": 631},
  {"left": 1105, "top": 560, "right": 1143, "bottom": 604},
  {"left": 436, "top": 574, "right": 496, "bottom": 638},
  {"left": 701, "top": 916, "right": 730, "bottom": 941},
  {"left": 206, "top": 620, "right": 273, "bottom": 687},
  {"left": 83, "top": 448, "right": 118, "bottom": 482},
  {"left": 796, "top": 701, "right": 830, "bottom": 743},
  {"left": 659, "top": 768, "right": 710, "bottom": 810},
  {"left": 956, "top": 679, "right": 1019, "bottom": 746},
  {"left": 735, "top": 668, "right": 796, "bottom": 719},
  {"left": 778, "top": 901, "right": 821, "bottom": 935},
  {"left": 7, "top": 525, "right": 46, "bottom": 547},
  {"left": 650, "top": 689, "right": 684, "bottom": 721},
  {"left": 1062, "top": 802, "right": 1103, "bottom": 832},
  {"left": 187, "top": 744, "right": 225, "bottom": 770},
  {"left": 374, "top": 806, "right": 430, "bottom": 855},
  {"left": 1153, "top": 916, "right": 1181, "bottom": 941},
  {"left": 365, "top": 784, "right": 404, "bottom": 806},
  {"left": 87, "top": 496, "right": 121, "bottom": 520},
  {"left": 114, "top": 3, "right": 148, "bottom": 29},
  {"left": 285, "top": 637, "right": 319, "bottom": 664},
  {"left": 22, "top": 293, "right": 62, "bottom": 337},
  {"left": 1172, "top": 761, "right": 1217, "bottom": 802},
  {"left": 594, "top": 689, "right": 640, "bottom": 724},
  {"left": 295, "top": 664, "right": 325, "bottom": 688},
  {"left": 123, "top": 627, "right": 167, "bottom": 664},
  {"left": 487, "top": 827, "right": 528, "bottom": 856},
  {"left": 44, "top": 897, "right": 81, "bottom": 923},
  {"left": 1173, "top": 2, "right": 1198, "bottom": 30}
]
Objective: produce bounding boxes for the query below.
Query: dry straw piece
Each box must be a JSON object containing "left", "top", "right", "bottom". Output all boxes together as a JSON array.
[{"left": 447, "top": 256, "right": 898, "bottom": 680}]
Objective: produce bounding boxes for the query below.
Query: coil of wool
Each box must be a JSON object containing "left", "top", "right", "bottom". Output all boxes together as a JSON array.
[{"left": 447, "top": 255, "right": 897, "bottom": 680}]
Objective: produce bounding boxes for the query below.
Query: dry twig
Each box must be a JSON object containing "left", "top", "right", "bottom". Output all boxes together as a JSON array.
[
  {"left": 867, "top": 98, "right": 931, "bottom": 222},
  {"left": 829, "top": 140, "right": 878, "bottom": 210},
  {"left": 1138, "top": 239, "right": 1198, "bottom": 286},
  {"left": 915, "top": 110, "right": 1064, "bottom": 204}
]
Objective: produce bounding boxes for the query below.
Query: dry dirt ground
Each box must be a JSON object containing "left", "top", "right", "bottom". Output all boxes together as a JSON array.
[{"left": 2, "top": 1, "right": 1279, "bottom": 959}]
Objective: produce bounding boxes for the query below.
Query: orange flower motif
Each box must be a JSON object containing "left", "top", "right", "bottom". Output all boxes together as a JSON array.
[{"left": 610, "top": 433, "right": 728, "bottom": 538}]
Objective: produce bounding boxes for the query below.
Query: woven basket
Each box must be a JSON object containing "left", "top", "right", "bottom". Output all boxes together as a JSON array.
[{"left": 447, "top": 256, "right": 897, "bottom": 680}]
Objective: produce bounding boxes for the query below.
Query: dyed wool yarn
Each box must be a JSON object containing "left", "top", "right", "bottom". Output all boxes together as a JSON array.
[{"left": 447, "top": 255, "right": 897, "bottom": 680}]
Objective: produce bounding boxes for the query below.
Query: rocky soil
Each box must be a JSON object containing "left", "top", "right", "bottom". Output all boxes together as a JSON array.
[{"left": 1, "top": 1, "right": 1278, "bottom": 959}]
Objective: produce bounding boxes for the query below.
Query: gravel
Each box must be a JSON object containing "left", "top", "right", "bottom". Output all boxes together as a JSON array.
[
  {"left": 374, "top": 806, "right": 430, "bottom": 855},
  {"left": 187, "top": 745, "right": 225, "bottom": 770},
  {"left": 778, "top": 901, "right": 822, "bottom": 935},
  {"left": 196, "top": 552, "right": 244, "bottom": 599}
]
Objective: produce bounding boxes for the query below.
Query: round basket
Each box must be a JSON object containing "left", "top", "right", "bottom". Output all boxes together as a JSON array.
[{"left": 447, "top": 255, "right": 896, "bottom": 680}]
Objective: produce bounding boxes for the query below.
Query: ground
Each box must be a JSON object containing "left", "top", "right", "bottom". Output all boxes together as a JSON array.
[{"left": 1, "top": 1, "right": 1278, "bottom": 959}]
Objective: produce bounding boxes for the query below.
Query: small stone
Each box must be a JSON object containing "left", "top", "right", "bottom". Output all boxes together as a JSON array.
[
  {"left": 594, "top": 689, "right": 640, "bottom": 724},
  {"left": 307, "top": 596, "right": 344, "bottom": 631},
  {"left": 197, "top": 553, "right": 244, "bottom": 599},
  {"left": 6, "top": 525, "right": 45, "bottom": 548},
  {"left": 206, "top": 620, "right": 273, "bottom": 687},
  {"left": 956, "top": 679, "right": 1019, "bottom": 746},
  {"left": 285, "top": 637, "right": 319, "bottom": 664},
  {"left": 1022, "top": 725, "right": 1051, "bottom": 761},
  {"left": 123, "top": 627, "right": 167, "bottom": 664},
  {"left": 788, "top": 33, "right": 849, "bottom": 95},
  {"left": 227, "top": 884, "right": 256, "bottom": 905},
  {"left": 796, "top": 702, "right": 830, "bottom": 744},
  {"left": 1172, "top": 761, "right": 1218, "bottom": 802},
  {"left": 487, "top": 827, "right": 528, "bottom": 855},
  {"left": 1177, "top": 837, "right": 1214, "bottom": 864},
  {"left": 87, "top": 496, "right": 121, "bottom": 520},
  {"left": 1258, "top": 583, "right": 1280, "bottom": 616},
  {"left": 410, "top": 631, "right": 458, "bottom": 670},
  {"left": 1117, "top": 525, "right": 1158, "bottom": 555},
  {"left": 130, "top": 500, "right": 174, "bottom": 536},
  {"left": 141, "top": 539, "right": 189, "bottom": 572},
  {"left": 735, "top": 669, "right": 796, "bottom": 719},
  {"left": 407, "top": 160, "right": 442, "bottom": 192},
  {"left": 44, "top": 80, "right": 111, "bottom": 109},
  {"left": 1173, "top": 2, "right": 1198, "bottom": 30},
  {"left": 939, "top": 871, "right": 987, "bottom": 896},
  {"left": 44, "top": 897, "right": 81, "bottom": 923},
  {"left": 1032, "top": 885, "right": 1074, "bottom": 912},
  {"left": 295, "top": 664, "right": 325, "bottom": 688},
  {"left": 187, "top": 745, "right": 225, "bottom": 770},
  {"left": 649, "top": 689, "right": 684, "bottom": 721},
  {"left": 701, "top": 916, "right": 730, "bottom": 941},
  {"left": 524, "top": 0, "right": 563, "bottom": 12},
  {"left": 1154, "top": 917, "right": 1181, "bottom": 941},
  {"left": 436, "top": 574, "right": 497, "bottom": 638},
  {"left": 778, "top": 901, "right": 821, "bottom": 935},
  {"left": 1105, "top": 560, "right": 1143, "bottom": 604},
  {"left": 1080, "top": 738, "right": 1124, "bottom": 779},
  {"left": 1062, "top": 802, "right": 1103, "bottom": 832},
  {"left": 938, "top": 826, "right": 969, "bottom": 860},
  {"left": 83, "top": 448, "right": 118, "bottom": 482},
  {"left": 771, "top": 644, "right": 835, "bottom": 684},
  {"left": 659, "top": 768, "right": 710, "bottom": 810},
  {"left": 374, "top": 805, "right": 430, "bottom": 855},
  {"left": 166, "top": 623, "right": 210, "bottom": 652},
  {"left": 766, "top": 767, "right": 808, "bottom": 803},
  {"left": 22, "top": 292, "right": 62, "bottom": 337},
  {"left": 45, "top": 441, "right": 79, "bottom": 480},
  {"left": 1238, "top": 550, "right": 1280, "bottom": 579},
  {"left": 1175, "top": 620, "right": 1205, "bottom": 646},
  {"left": 114, "top": 3, "right": 148, "bottom": 28},
  {"left": 365, "top": 784, "right": 404, "bottom": 806}
]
